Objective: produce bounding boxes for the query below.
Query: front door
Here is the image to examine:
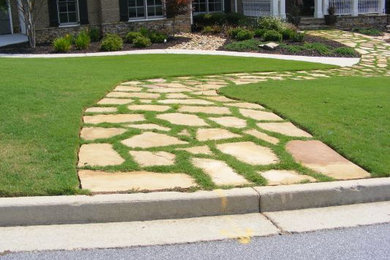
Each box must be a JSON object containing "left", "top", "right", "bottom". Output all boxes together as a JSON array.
[{"left": 0, "top": 4, "right": 11, "bottom": 35}]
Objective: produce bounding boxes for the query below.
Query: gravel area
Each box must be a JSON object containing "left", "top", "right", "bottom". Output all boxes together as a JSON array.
[{"left": 159, "top": 33, "right": 226, "bottom": 51}]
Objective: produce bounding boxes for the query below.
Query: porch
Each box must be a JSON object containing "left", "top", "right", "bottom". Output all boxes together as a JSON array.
[{"left": 240, "top": 0, "right": 386, "bottom": 18}]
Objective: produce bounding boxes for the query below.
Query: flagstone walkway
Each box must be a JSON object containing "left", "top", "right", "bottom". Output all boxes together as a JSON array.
[{"left": 77, "top": 30, "right": 389, "bottom": 193}]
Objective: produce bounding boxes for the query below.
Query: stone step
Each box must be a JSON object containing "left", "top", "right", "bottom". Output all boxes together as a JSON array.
[
  {"left": 299, "top": 24, "right": 331, "bottom": 30},
  {"left": 387, "top": 25, "right": 390, "bottom": 32},
  {"left": 300, "top": 17, "right": 326, "bottom": 25}
]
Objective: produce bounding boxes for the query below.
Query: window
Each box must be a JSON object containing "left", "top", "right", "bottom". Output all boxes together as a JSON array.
[
  {"left": 57, "top": 0, "right": 79, "bottom": 25},
  {"left": 193, "top": 0, "right": 223, "bottom": 13},
  {"left": 128, "top": 0, "right": 163, "bottom": 20}
]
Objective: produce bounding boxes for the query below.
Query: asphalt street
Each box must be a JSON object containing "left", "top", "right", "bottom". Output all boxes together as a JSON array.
[{"left": 3, "top": 223, "right": 390, "bottom": 260}]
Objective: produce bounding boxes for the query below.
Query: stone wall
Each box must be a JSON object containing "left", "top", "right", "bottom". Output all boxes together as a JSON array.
[{"left": 335, "top": 14, "right": 388, "bottom": 30}]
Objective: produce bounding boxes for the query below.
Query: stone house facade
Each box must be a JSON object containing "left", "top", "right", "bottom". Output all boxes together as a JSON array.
[{"left": 2, "top": 0, "right": 192, "bottom": 43}]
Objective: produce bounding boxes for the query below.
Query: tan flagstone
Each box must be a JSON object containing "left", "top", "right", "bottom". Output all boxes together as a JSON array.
[
  {"left": 192, "top": 90, "right": 218, "bottom": 96},
  {"left": 114, "top": 86, "right": 143, "bottom": 92},
  {"left": 192, "top": 158, "right": 250, "bottom": 186},
  {"left": 227, "top": 103, "right": 265, "bottom": 110},
  {"left": 79, "top": 170, "right": 196, "bottom": 192},
  {"left": 78, "top": 144, "right": 124, "bottom": 167},
  {"left": 97, "top": 98, "right": 133, "bottom": 105},
  {"left": 177, "top": 145, "right": 212, "bottom": 155},
  {"left": 85, "top": 107, "right": 118, "bottom": 113},
  {"left": 127, "top": 104, "right": 170, "bottom": 112},
  {"left": 147, "top": 78, "right": 166, "bottom": 83},
  {"left": 206, "top": 96, "right": 236, "bottom": 102},
  {"left": 121, "top": 81, "right": 142, "bottom": 85},
  {"left": 240, "top": 109, "right": 283, "bottom": 121},
  {"left": 166, "top": 93, "right": 189, "bottom": 99},
  {"left": 178, "top": 106, "right": 231, "bottom": 115},
  {"left": 148, "top": 88, "right": 190, "bottom": 93},
  {"left": 83, "top": 114, "right": 144, "bottom": 124},
  {"left": 121, "top": 132, "right": 187, "bottom": 148},
  {"left": 80, "top": 127, "right": 126, "bottom": 140},
  {"left": 286, "top": 140, "right": 370, "bottom": 180},
  {"left": 257, "top": 122, "right": 312, "bottom": 137},
  {"left": 178, "top": 129, "right": 191, "bottom": 136},
  {"left": 139, "top": 99, "right": 153, "bottom": 104},
  {"left": 196, "top": 128, "right": 240, "bottom": 141},
  {"left": 107, "top": 92, "right": 160, "bottom": 99},
  {"left": 126, "top": 123, "right": 170, "bottom": 131},
  {"left": 157, "top": 83, "right": 188, "bottom": 88},
  {"left": 209, "top": 116, "right": 247, "bottom": 128},
  {"left": 129, "top": 151, "right": 176, "bottom": 167},
  {"left": 244, "top": 129, "right": 279, "bottom": 145},
  {"left": 157, "top": 113, "right": 208, "bottom": 126},
  {"left": 217, "top": 141, "right": 279, "bottom": 165},
  {"left": 259, "top": 170, "right": 316, "bottom": 185},
  {"left": 158, "top": 99, "right": 214, "bottom": 105},
  {"left": 195, "top": 84, "right": 225, "bottom": 90}
]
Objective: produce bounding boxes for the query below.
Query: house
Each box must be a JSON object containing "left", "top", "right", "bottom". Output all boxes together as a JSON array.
[{"left": 0, "top": 0, "right": 388, "bottom": 45}]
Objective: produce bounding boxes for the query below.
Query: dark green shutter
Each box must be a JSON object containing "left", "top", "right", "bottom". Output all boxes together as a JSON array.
[
  {"left": 119, "top": 0, "right": 129, "bottom": 21},
  {"left": 48, "top": 0, "right": 59, "bottom": 27},
  {"left": 78, "top": 0, "right": 89, "bottom": 24}
]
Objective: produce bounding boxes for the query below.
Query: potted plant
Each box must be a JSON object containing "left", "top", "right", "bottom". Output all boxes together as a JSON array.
[{"left": 324, "top": 5, "right": 337, "bottom": 26}]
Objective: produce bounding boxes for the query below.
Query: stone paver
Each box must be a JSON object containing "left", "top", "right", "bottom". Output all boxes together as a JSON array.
[
  {"left": 83, "top": 114, "right": 144, "bottom": 124},
  {"left": 259, "top": 170, "right": 316, "bottom": 185},
  {"left": 121, "top": 132, "right": 187, "bottom": 148},
  {"left": 192, "top": 158, "right": 250, "bottom": 186},
  {"left": 80, "top": 127, "right": 126, "bottom": 140},
  {"left": 79, "top": 170, "right": 196, "bottom": 192},
  {"left": 286, "top": 140, "right": 370, "bottom": 180},
  {"left": 239, "top": 108, "right": 283, "bottom": 121},
  {"left": 77, "top": 30, "right": 383, "bottom": 192},
  {"left": 217, "top": 142, "right": 279, "bottom": 165},
  {"left": 209, "top": 116, "right": 247, "bottom": 128},
  {"left": 78, "top": 144, "right": 124, "bottom": 167},
  {"left": 129, "top": 151, "right": 176, "bottom": 167},
  {"left": 257, "top": 122, "right": 312, "bottom": 138},
  {"left": 157, "top": 113, "right": 208, "bottom": 126},
  {"left": 196, "top": 128, "right": 240, "bottom": 141}
]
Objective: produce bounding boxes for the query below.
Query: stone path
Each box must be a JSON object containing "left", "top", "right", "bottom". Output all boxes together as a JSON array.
[{"left": 77, "top": 30, "right": 388, "bottom": 193}]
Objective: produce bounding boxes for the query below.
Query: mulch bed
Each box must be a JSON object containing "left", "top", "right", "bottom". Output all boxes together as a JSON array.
[
  {"left": 220, "top": 35, "right": 361, "bottom": 58},
  {"left": 0, "top": 36, "right": 191, "bottom": 54}
]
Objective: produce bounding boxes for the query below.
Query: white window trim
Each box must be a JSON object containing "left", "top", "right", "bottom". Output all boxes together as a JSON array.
[
  {"left": 193, "top": 0, "right": 225, "bottom": 15},
  {"left": 127, "top": 0, "right": 165, "bottom": 21},
  {"left": 57, "top": 0, "right": 80, "bottom": 26}
]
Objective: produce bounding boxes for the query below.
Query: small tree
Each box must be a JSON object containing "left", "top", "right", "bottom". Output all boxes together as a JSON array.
[
  {"left": 165, "top": 0, "right": 191, "bottom": 37},
  {"left": 16, "top": 0, "right": 45, "bottom": 48}
]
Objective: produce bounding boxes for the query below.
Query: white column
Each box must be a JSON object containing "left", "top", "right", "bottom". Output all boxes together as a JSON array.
[
  {"left": 279, "top": 0, "right": 286, "bottom": 18},
  {"left": 272, "top": 0, "right": 279, "bottom": 16},
  {"left": 352, "top": 0, "right": 359, "bottom": 16},
  {"left": 314, "top": 0, "right": 324, "bottom": 18},
  {"left": 379, "top": 0, "right": 386, "bottom": 13},
  {"left": 323, "top": 0, "right": 329, "bottom": 15},
  {"left": 234, "top": 0, "right": 238, "bottom": 12}
]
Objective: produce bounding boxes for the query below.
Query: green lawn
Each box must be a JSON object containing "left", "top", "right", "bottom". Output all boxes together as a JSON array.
[
  {"left": 220, "top": 76, "right": 390, "bottom": 177},
  {"left": 0, "top": 54, "right": 333, "bottom": 197}
]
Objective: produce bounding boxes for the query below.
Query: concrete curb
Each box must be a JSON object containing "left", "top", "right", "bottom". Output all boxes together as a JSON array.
[
  {"left": 0, "top": 178, "right": 389, "bottom": 227},
  {"left": 0, "top": 188, "right": 259, "bottom": 227},
  {"left": 0, "top": 49, "right": 360, "bottom": 67}
]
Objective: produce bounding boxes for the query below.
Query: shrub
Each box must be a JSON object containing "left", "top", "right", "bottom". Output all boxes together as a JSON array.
[
  {"left": 74, "top": 30, "right": 91, "bottom": 50},
  {"left": 291, "top": 32, "right": 305, "bottom": 42},
  {"left": 225, "top": 12, "right": 247, "bottom": 26},
  {"left": 257, "top": 17, "right": 285, "bottom": 32},
  {"left": 303, "top": 42, "right": 331, "bottom": 55},
  {"left": 126, "top": 31, "right": 143, "bottom": 43},
  {"left": 229, "top": 28, "right": 254, "bottom": 41},
  {"left": 224, "top": 39, "right": 260, "bottom": 52},
  {"left": 263, "top": 30, "right": 283, "bottom": 42},
  {"left": 52, "top": 37, "right": 72, "bottom": 53},
  {"left": 193, "top": 13, "right": 226, "bottom": 27},
  {"left": 333, "top": 47, "right": 356, "bottom": 56},
  {"left": 201, "top": 25, "right": 222, "bottom": 34},
  {"left": 280, "top": 43, "right": 304, "bottom": 54},
  {"left": 133, "top": 36, "right": 152, "bottom": 48},
  {"left": 100, "top": 34, "right": 123, "bottom": 51},
  {"left": 64, "top": 34, "right": 74, "bottom": 44},
  {"left": 254, "top": 28, "right": 267, "bottom": 38},
  {"left": 149, "top": 32, "right": 168, "bottom": 43},
  {"left": 281, "top": 28, "right": 296, "bottom": 40},
  {"left": 89, "top": 27, "right": 101, "bottom": 42}
]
